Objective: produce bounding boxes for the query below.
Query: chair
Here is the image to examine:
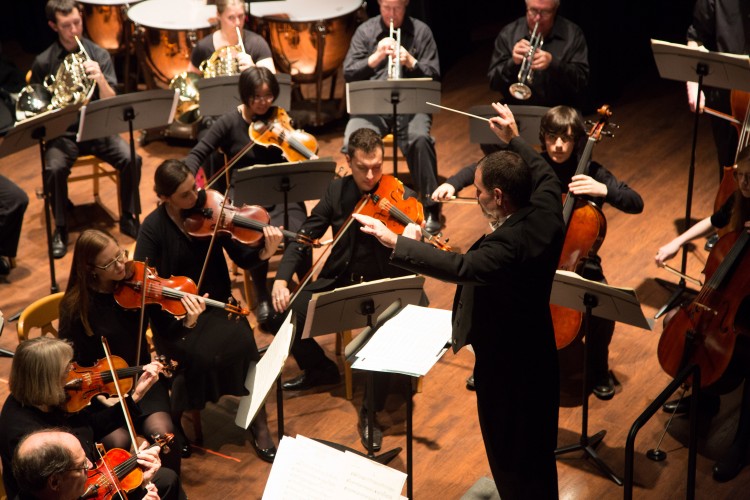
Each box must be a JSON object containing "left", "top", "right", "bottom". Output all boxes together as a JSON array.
[
  {"left": 16, "top": 292, "right": 65, "bottom": 342},
  {"left": 68, "top": 154, "right": 122, "bottom": 221}
]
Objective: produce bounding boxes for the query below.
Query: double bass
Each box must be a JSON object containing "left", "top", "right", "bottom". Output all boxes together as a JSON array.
[{"left": 552, "top": 106, "right": 613, "bottom": 349}]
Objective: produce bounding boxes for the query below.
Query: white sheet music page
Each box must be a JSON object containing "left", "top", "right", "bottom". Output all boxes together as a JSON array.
[
  {"left": 235, "top": 313, "right": 294, "bottom": 428},
  {"left": 262, "top": 435, "right": 406, "bottom": 499},
  {"left": 351, "top": 304, "right": 452, "bottom": 377}
]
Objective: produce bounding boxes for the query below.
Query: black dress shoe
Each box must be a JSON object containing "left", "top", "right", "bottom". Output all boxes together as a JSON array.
[
  {"left": 359, "top": 409, "right": 382, "bottom": 452},
  {"left": 713, "top": 442, "right": 745, "bottom": 482},
  {"left": 662, "top": 394, "right": 720, "bottom": 416},
  {"left": 181, "top": 442, "right": 192, "bottom": 458},
  {"left": 0, "top": 256, "right": 10, "bottom": 276},
  {"left": 466, "top": 374, "right": 475, "bottom": 391},
  {"left": 592, "top": 374, "right": 615, "bottom": 400},
  {"left": 251, "top": 438, "right": 277, "bottom": 463},
  {"left": 705, "top": 233, "right": 719, "bottom": 251},
  {"left": 282, "top": 368, "right": 340, "bottom": 391},
  {"left": 424, "top": 209, "right": 441, "bottom": 235},
  {"left": 255, "top": 300, "right": 272, "bottom": 323},
  {"left": 119, "top": 215, "right": 140, "bottom": 239},
  {"left": 52, "top": 229, "right": 68, "bottom": 259}
]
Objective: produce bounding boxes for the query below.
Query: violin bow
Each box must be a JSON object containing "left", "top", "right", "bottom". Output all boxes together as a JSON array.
[
  {"left": 134, "top": 257, "right": 150, "bottom": 373},
  {"left": 101, "top": 337, "right": 139, "bottom": 454},
  {"left": 196, "top": 185, "right": 232, "bottom": 294},
  {"left": 205, "top": 137, "right": 257, "bottom": 190}
]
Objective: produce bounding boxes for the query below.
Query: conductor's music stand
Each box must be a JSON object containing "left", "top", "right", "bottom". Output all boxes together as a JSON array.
[
  {"left": 197, "top": 73, "right": 292, "bottom": 117},
  {"left": 303, "top": 276, "right": 426, "bottom": 497},
  {"left": 234, "top": 159, "right": 335, "bottom": 229},
  {"left": 77, "top": 88, "right": 178, "bottom": 225},
  {"left": 650, "top": 40, "right": 750, "bottom": 318},
  {"left": 346, "top": 79, "right": 441, "bottom": 179},
  {"left": 551, "top": 270, "right": 653, "bottom": 486},
  {"left": 468, "top": 104, "right": 549, "bottom": 147},
  {"left": 0, "top": 104, "right": 83, "bottom": 293}
]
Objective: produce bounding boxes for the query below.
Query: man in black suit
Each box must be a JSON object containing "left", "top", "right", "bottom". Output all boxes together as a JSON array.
[
  {"left": 270, "top": 127, "right": 417, "bottom": 451},
  {"left": 354, "top": 103, "right": 564, "bottom": 499}
]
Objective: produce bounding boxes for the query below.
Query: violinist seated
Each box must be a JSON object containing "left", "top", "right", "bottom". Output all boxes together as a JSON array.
[
  {"left": 12, "top": 429, "right": 160, "bottom": 500},
  {"left": 183, "top": 66, "right": 315, "bottom": 326},
  {"left": 0, "top": 337, "right": 184, "bottom": 499},
  {"left": 59, "top": 229, "right": 184, "bottom": 472},
  {"left": 487, "top": 0, "right": 589, "bottom": 109},
  {"left": 269, "top": 128, "right": 423, "bottom": 452},
  {"left": 187, "top": 0, "right": 275, "bottom": 76},
  {"left": 434, "top": 105, "right": 643, "bottom": 400},
  {"left": 135, "top": 159, "right": 282, "bottom": 463},
  {"left": 33, "top": 0, "right": 143, "bottom": 259},
  {"left": 654, "top": 146, "right": 750, "bottom": 483},
  {"left": 342, "top": 0, "right": 443, "bottom": 235}
]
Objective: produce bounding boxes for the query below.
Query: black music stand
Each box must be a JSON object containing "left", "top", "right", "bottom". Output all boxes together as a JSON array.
[
  {"left": 346, "top": 79, "right": 441, "bottom": 179},
  {"left": 302, "top": 276, "right": 426, "bottom": 496},
  {"left": 77, "top": 89, "right": 178, "bottom": 224},
  {"left": 650, "top": 40, "right": 750, "bottom": 318},
  {"left": 0, "top": 104, "right": 83, "bottom": 293},
  {"left": 468, "top": 104, "right": 549, "bottom": 147},
  {"left": 197, "top": 73, "right": 292, "bottom": 116},
  {"left": 233, "top": 159, "right": 335, "bottom": 229},
  {"left": 551, "top": 270, "right": 653, "bottom": 486}
]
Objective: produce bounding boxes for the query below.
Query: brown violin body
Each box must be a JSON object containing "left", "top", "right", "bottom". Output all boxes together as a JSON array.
[
  {"left": 358, "top": 175, "right": 451, "bottom": 252},
  {"left": 657, "top": 230, "right": 750, "bottom": 387},
  {"left": 81, "top": 434, "right": 173, "bottom": 500},
  {"left": 114, "top": 260, "right": 249, "bottom": 317},
  {"left": 249, "top": 106, "right": 318, "bottom": 162},
  {"left": 183, "top": 189, "right": 320, "bottom": 248},
  {"left": 64, "top": 356, "right": 132, "bottom": 413}
]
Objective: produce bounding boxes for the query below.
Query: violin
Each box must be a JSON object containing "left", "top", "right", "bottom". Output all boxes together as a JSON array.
[
  {"left": 64, "top": 356, "right": 176, "bottom": 413},
  {"left": 80, "top": 434, "right": 174, "bottom": 500},
  {"left": 552, "top": 105, "right": 613, "bottom": 349},
  {"left": 183, "top": 189, "right": 321, "bottom": 248},
  {"left": 114, "top": 261, "right": 249, "bottom": 316},
  {"left": 249, "top": 106, "right": 318, "bottom": 162},
  {"left": 657, "top": 229, "right": 750, "bottom": 387},
  {"left": 358, "top": 175, "right": 451, "bottom": 251}
]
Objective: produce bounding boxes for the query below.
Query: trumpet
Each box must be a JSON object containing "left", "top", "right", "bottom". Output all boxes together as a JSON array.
[
  {"left": 387, "top": 18, "right": 401, "bottom": 80},
  {"left": 509, "top": 22, "right": 543, "bottom": 101}
]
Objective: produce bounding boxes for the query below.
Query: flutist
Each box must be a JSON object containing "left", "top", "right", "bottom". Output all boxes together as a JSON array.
[{"left": 488, "top": 0, "right": 589, "bottom": 108}]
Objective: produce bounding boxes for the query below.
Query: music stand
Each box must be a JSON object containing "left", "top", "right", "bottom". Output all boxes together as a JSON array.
[
  {"left": 0, "top": 104, "right": 83, "bottom": 293},
  {"left": 346, "top": 79, "right": 441, "bottom": 179},
  {"left": 0, "top": 313, "right": 13, "bottom": 358},
  {"left": 551, "top": 270, "right": 653, "bottom": 486},
  {"left": 197, "top": 73, "right": 292, "bottom": 117},
  {"left": 77, "top": 89, "right": 178, "bottom": 224},
  {"left": 303, "top": 276, "right": 426, "bottom": 496},
  {"left": 650, "top": 40, "right": 750, "bottom": 318},
  {"left": 468, "top": 104, "right": 549, "bottom": 146},
  {"left": 234, "top": 159, "right": 335, "bottom": 229}
]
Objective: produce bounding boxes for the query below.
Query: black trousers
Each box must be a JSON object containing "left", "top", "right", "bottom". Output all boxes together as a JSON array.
[{"left": 0, "top": 174, "right": 28, "bottom": 257}]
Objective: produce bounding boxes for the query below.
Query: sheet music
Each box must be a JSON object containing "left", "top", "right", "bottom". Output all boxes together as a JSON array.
[
  {"left": 263, "top": 435, "right": 406, "bottom": 500},
  {"left": 235, "top": 313, "right": 294, "bottom": 428},
  {"left": 351, "top": 305, "right": 452, "bottom": 377}
]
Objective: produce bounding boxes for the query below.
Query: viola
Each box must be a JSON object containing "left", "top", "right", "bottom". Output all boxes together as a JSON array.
[
  {"left": 114, "top": 261, "right": 249, "bottom": 317},
  {"left": 64, "top": 356, "right": 176, "bottom": 413},
  {"left": 657, "top": 229, "right": 750, "bottom": 387},
  {"left": 249, "top": 106, "right": 318, "bottom": 162},
  {"left": 358, "top": 174, "right": 451, "bottom": 252},
  {"left": 80, "top": 434, "right": 174, "bottom": 500},
  {"left": 552, "top": 105, "right": 613, "bottom": 349},
  {"left": 183, "top": 189, "right": 320, "bottom": 248}
]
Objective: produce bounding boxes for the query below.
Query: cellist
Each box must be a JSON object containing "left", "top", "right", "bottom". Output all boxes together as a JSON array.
[
  {"left": 433, "top": 105, "right": 643, "bottom": 399},
  {"left": 655, "top": 146, "right": 750, "bottom": 482},
  {"left": 268, "top": 128, "right": 423, "bottom": 453}
]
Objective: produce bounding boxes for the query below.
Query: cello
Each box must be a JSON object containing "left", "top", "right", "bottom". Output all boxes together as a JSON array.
[{"left": 552, "top": 105, "right": 614, "bottom": 349}]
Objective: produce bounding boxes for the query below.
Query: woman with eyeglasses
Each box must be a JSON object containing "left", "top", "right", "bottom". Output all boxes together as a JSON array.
[
  {"left": 134, "top": 158, "right": 282, "bottom": 463},
  {"left": 0, "top": 337, "right": 183, "bottom": 499},
  {"left": 58, "top": 229, "right": 187, "bottom": 474},
  {"left": 183, "top": 66, "right": 313, "bottom": 326},
  {"left": 433, "top": 105, "right": 643, "bottom": 399}
]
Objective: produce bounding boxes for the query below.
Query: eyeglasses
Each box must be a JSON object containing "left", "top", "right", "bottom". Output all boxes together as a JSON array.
[
  {"left": 94, "top": 249, "right": 127, "bottom": 271},
  {"left": 527, "top": 7, "right": 555, "bottom": 18},
  {"left": 544, "top": 132, "right": 574, "bottom": 143},
  {"left": 65, "top": 461, "right": 91, "bottom": 473},
  {"left": 252, "top": 95, "right": 275, "bottom": 103}
]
